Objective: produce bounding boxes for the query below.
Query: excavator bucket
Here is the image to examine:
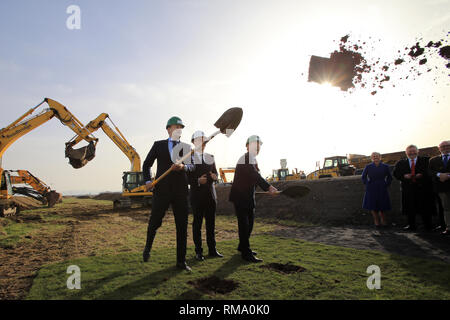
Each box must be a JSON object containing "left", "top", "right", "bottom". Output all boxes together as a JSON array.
[
  {"left": 45, "top": 190, "right": 62, "bottom": 208},
  {"left": 65, "top": 141, "right": 96, "bottom": 169}
]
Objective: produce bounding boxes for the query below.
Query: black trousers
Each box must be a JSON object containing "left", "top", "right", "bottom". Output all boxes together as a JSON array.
[
  {"left": 144, "top": 193, "right": 188, "bottom": 263},
  {"left": 234, "top": 204, "right": 255, "bottom": 256},
  {"left": 192, "top": 196, "right": 217, "bottom": 254},
  {"left": 435, "top": 194, "right": 446, "bottom": 228},
  {"left": 402, "top": 188, "right": 432, "bottom": 229}
]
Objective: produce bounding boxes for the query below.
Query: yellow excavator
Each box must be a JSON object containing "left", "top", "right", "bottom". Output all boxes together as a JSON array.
[
  {"left": 0, "top": 98, "right": 98, "bottom": 216},
  {"left": 267, "top": 159, "right": 306, "bottom": 182},
  {"left": 306, "top": 156, "right": 356, "bottom": 180},
  {"left": 10, "top": 170, "right": 62, "bottom": 207},
  {"left": 66, "top": 113, "right": 153, "bottom": 209}
]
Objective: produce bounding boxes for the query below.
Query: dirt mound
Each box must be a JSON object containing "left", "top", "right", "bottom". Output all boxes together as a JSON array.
[
  {"left": 93, "top": 192, "right": 122, "bottom": 201},
  {"left": 261, "top": 263, "right": 306, "bottom": 274},
  {"left": 188, "top": 276, "right": 239, "bottom": 294}
]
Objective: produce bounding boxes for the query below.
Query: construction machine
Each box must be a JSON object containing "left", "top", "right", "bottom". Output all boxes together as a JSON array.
[
  {"left": 219, "top": 167, "right": 235, "bottom": 184},
  {"left": 0, "top": 98, "right": 99, "bottom": 216},
  {"left": 10, "top": 170, "right": 62, "bottom": 207},
  {"left": 66, "top": 113, "right": 153, "bottom": 209},
  {"left": 267, "top": 159, "right": 306, "bottom": 182},
  {"left": 306, "top": 156, "right": 356, "bottom": 180}
]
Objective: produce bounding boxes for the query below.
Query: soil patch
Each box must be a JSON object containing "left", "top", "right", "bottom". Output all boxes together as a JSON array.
[
  {"left": 261, "top": 263, "right": 306, "bottom": 274},
  {"left": 188, "top": 276, "right": 239, "bottom": 294}
]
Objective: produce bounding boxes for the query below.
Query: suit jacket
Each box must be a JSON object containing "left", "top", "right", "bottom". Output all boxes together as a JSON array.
[
  {"left": 142, "top": 139, "right": 191, "bottom": 196},
  {"left": 229, "top": 152, "right": 271, "bottom": 209},
  {"left": 393, "top": 157, "right": 431, "bottom": 192},
  {"left": 429, "top": 155, "right": 450, "bottom": 193},
  {"left": 187, "top": 152, "right": 218, "bottom": 204}
]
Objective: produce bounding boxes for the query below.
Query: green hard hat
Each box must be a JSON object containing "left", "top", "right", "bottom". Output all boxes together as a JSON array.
[
  {"left": 246, "top": 135, "right": 263, "bottom": 146},
  {"left": 166, "top": 116, "right": 185, "bottom": 129}
]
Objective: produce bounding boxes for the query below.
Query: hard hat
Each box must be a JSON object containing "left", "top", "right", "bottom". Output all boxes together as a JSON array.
[
  {"left": 246, "top": 135, "right": 263, "bottom": 146},
  {"left": 166, "top": 116, "right": 185, "bottom": 129},
  {"left": 191, "top": 130, "right": 206, "bottom": 142}
]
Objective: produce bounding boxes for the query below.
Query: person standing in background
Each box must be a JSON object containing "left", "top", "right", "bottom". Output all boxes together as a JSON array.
[
  {"left": 362, "top": 152, "right": 392, "bottom": 228},
  {"left": 429, "top": 140, "right": 450, "bottom": 236},
  {"left": 393, "top": 145, "right": 432, "bottom": 232}
]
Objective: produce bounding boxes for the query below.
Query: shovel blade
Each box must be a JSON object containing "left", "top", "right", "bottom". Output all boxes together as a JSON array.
[
  {"left": 214, "top": 107, "right": 243, "bottom": 134},
  {"left": 65, "top": 141, "right": 96, "bottom": 169}
]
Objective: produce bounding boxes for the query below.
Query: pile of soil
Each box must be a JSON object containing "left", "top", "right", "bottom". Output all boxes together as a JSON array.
[
  {"left": 261, "top": 263, "right": 306, "bottom": 274},
  {"left": 93, "top": 192, "right": 122, "bottom": 201},
  {"left": 188, "top": 276, "right": 239, "bottom": 294}
]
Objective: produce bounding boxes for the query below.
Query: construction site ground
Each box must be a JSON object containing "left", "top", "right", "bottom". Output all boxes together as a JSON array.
[{"left": 1, "top": 197, "right": 449, "bottom": 300}]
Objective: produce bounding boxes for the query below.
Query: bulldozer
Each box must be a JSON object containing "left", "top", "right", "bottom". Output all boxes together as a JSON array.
[
  {"left": 0, "top": 98, "right": 98, "bottom": 216},
  {"left": 10, "top": 170, "right": 62, "bottom": 208},
  {"left": 306, "top": 156, "right": 356, "bottom": 180},
  {"left": 66, "top": 113, "right": 153, "bottom": 210},
  {"left": 267, "top": 159, "right": 306, "bottom": 182}
]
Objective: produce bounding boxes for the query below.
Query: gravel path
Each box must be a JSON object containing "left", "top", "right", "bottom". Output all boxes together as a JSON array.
[{"left": 271, "top": 225, "right": 450, "bottom": 264}]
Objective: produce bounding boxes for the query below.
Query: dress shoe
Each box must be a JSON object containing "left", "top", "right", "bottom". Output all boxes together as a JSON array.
[
  {"left": 195, "top": 253, "right": 205, "bottom": 261},
  {"left": 242, "top": 254, "right": 263, "bottom": 263},
  {"left": 441, "top": 229, "right": 450, "bottom": 236},
  {"left": 176, "top": 262, "right": 192, "bottom": 271},
  {"left": 142, "top": 250, "right": 150, "bottom": 262},
  {"left": 403, "top": 225, "right": 417, "bottom": 231},
  {"left": 208, "top": 250, "right": 223, "bottom": 258},
  {"left": 238, "top": 248, "right": 257, "bottom": 255}
]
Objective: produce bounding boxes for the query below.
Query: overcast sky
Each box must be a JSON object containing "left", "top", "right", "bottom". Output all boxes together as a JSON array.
[{"left": 0, "top": 0, "right": 449, "bottom": 194}]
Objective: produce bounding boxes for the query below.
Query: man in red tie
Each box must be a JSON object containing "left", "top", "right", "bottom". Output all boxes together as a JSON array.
[
  {"left": 393, "top": 145, "right": 433, "bottom": 232},
  {"left": 429, "top": 140, "right": 450, "bottom": 235}
]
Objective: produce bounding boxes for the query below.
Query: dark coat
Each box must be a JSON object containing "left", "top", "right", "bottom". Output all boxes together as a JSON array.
[
  {"left": 362, "top": 162, "right": 392, "bottom": 211},
  {"left": 229, "top": 152, "right": 270, "bottom": 209},
  {"left": 187, "top": 152, "right": 218, "bottom": 204},
  {"left": 393, "top": 156, "right": 433, "bottom": 215},
  {"left": 142, "top": 139, "right": 191, "bottom": 196},
  {"left": 429, "top": 155, "right": 450, "bottom": 193}
]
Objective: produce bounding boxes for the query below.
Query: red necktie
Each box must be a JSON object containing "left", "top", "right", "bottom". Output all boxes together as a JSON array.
[{"left": 411, "top": 159, "right": 416, "bottom": 182}]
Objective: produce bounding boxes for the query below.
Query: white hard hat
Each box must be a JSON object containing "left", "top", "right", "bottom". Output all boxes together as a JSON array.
[{"left": 191, "top": 130, "right": 206, "bottom": 142}]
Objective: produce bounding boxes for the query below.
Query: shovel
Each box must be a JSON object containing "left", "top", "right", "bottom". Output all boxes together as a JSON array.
[
  {"left": 148, "top": 107, "right": 243, "bottom": 189},
  {"left": 255, "top": 185, "right": 311, "bottom": 199}
]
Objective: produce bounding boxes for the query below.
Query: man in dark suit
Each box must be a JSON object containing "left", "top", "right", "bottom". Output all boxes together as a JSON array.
[
  {"left": 393, "top": 144, "right": 433, "bottom": 231},
  {"left": 229, "top": 135, "right": 277, "bottom": 263},
  {"left": 188, "top": 130, "right": 223, "bottom": 261},
  {"left": 429, "top": 140, "right": 450, "bottom": 235},
  {"left": 142, "top": 116, "right": 193, "bottom": 271}
]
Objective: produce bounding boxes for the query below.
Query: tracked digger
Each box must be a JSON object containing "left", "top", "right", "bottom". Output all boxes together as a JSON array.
[
  {"left": 0, "top": 98, "right": 99, "bottom": 216},
  {"left": 66, "top": 113, "right": 153, "bottom": 210},
  {"left": 10, "top": 170, "right": 62, "bottom": 207}
]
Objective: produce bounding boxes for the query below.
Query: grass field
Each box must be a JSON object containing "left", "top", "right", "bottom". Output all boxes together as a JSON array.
[{"left": 1, "top": 197, "right": 450, "bottom": 300}]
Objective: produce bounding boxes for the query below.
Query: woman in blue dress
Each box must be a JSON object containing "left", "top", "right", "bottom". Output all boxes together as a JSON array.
[{"left": 362, "top": 152, "right": 392, "bottom": 227}]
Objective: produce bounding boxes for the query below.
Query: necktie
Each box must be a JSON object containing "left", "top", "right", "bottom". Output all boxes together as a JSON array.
[
  {"left": 444, "top": 154, "right": 449, "bottom": 168},
  {"left": 411, "top": 159, "right": 416, "bottom": 182}
]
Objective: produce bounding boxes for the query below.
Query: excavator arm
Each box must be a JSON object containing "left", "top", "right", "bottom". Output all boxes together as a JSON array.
[
  {"left": 10, "top": 170, "right": 62, "bottom": 207},
  {"left": 0, "top": 98, "right": 99, "bottom": 171},
  {"left": 67, "top": 114, "right": 151, "bottom": 199},
  {"left": 67, "top": 113, "right": 141, "bottom": 172}
]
